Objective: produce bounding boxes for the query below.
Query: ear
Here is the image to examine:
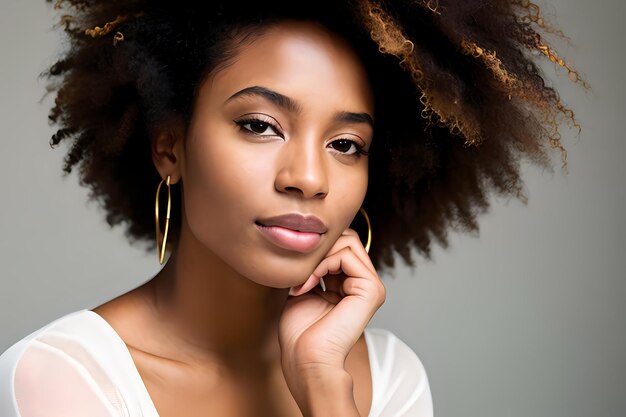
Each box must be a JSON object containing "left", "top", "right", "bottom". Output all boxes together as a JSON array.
[{"left": 151, "top": 115, "right": 187, "bottom": 184}]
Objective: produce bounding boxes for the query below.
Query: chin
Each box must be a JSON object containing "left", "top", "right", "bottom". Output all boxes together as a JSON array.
[{"left": 235, "top": 251, "right": 320, "bottom": 289}]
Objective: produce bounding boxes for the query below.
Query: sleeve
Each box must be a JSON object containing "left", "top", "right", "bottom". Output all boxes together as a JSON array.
[
  {"left": 365, "top": 328, "right": 434, "bottom": 417},
  {"left": 0, "top": 337, "right": 125, "bottom": 417}
]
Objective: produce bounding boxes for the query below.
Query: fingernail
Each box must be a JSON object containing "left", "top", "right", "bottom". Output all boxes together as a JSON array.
[{"left": 319, "top": 277, "right": 326, "bottom": 292}]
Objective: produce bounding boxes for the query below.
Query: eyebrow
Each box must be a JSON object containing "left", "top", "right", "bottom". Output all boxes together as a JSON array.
[
  {"left": 335, "top": 111, "right": 374, "bottom": 129},
  {"left": 225, "top": 85, "right": 374, "bottom": 128}
]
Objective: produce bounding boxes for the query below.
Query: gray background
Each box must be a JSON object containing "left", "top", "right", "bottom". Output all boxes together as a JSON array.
[{"left": 1, "top": 1, "right": 624, "bottom": 416}]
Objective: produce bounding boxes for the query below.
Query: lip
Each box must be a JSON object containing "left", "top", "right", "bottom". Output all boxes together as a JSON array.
[
  {"left": 255, "top": 213, "right": 326, "bottom": 253},
  {"left": 256, "top": 213, "right": 327, "bottom": 234}
]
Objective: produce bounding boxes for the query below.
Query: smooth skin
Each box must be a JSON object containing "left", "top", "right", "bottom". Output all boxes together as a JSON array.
[{"left": 93, "top": 20, "right": 385, "bottom": 417}]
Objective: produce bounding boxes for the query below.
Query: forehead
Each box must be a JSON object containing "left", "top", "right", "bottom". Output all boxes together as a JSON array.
[{"left": 202, "top": 21, "right": 374, "bottom": 115}]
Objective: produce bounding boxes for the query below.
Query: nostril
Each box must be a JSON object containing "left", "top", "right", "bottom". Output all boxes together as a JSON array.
[{"left": 284, "top": 186, "right": 303, "bottom": 194}]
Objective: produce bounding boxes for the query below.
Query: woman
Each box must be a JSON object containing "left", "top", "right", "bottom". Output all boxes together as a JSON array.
[{"left": 0, "top": 0, "right": 584, "bottom": 416}]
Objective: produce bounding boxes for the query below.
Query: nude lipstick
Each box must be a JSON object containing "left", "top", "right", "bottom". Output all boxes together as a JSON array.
[{"left": 255, "top": 213, "right": 327, "bottom": 253}]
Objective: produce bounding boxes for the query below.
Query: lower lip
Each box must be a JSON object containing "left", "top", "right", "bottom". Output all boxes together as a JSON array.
[{"left": 255, "top": 223, "right": 323, "bottom": 253}]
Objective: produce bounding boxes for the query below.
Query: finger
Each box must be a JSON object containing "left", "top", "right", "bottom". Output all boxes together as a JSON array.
[
  {"left": 326, "top": 229, "right": 376, "bottom": 276},
  {"left": 289, "top": 243, "right": 370, "bottom": 297},
  {"left": 288, "top": 274, "right": 321, "bottom": 296},
  {"left": 289, "top": 229, "right": 375, "bottom": 297},
  {"left": 311, "top": 247, "right": 382, "bottom": 301},
  {"left": 288, "top": 268, "right": 345, "bottom": 296},
  {"left": 312, "top": 247, "right": 386, "bottom": 342}
]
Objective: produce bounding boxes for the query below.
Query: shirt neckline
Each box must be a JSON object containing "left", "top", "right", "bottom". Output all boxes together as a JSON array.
[
  {"left": 83, "top": 308, "right": 377, "bottom": 416},
  {"left": 84, "top": 309, "right": 161, "bottom": 417}
]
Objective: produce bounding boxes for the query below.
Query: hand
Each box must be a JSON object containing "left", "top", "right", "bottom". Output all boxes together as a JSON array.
[{"left": 278, "top": 228, "right": 386, "bottom": 413}]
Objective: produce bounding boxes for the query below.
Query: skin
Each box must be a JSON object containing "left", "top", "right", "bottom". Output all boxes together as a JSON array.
[{"left": 93, "top": 21, "right": 385, "bottom": 417}]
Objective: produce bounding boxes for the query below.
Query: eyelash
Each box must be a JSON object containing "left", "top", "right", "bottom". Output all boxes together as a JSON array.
[{"left": 234, "top": 116, "right": 370, "bottom": 157}]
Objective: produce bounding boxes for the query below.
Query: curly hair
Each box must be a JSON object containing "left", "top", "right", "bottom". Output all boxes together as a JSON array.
[{"left": 43, "top": 0, "right": 585, "bottom": 273}]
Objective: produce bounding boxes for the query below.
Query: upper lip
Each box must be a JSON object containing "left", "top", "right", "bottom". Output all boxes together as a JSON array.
[{"left": 256, "top": 213, "right": 328, "bottom": 234}]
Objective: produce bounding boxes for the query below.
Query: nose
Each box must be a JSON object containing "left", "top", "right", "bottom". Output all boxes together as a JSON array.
[{"left": 274, "top": 135, "right": 329, "bottom": 199}]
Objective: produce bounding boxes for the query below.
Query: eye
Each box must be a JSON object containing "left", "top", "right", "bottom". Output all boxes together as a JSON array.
[
  {"left": 243, "top": 121, "right": 278, "bottom": 135},
  {"left": 234, "top": 114, "right": 283, "bottom": 138},
  {"left": 329, "top": 138, "right": 369, "bottom": 156}
]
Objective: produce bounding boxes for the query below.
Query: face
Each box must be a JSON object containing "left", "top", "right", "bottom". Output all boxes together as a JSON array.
[{"left": 177, "top": 21, "right": 374, "bottom": 288}]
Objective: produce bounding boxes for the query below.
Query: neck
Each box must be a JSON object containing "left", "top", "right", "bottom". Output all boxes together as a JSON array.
[{"left": 147, "top": 219, "right": 289, "bottom": 366}]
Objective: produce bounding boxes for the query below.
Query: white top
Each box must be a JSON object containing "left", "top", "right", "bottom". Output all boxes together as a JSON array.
[{"left": 0, "top": 310, "right": 433, "bottom": 417}]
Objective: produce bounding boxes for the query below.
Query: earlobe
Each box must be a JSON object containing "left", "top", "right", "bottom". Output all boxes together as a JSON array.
[{"left": 151, "top": 116, "right": 186, "bottom": 184}]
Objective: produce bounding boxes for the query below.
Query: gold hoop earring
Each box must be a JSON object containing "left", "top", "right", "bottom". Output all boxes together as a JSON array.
[
  {"left": 155, "top": 175, "right": 171, "bottom": 265},
  {"left": 359, "top": 207, "right": 372, "bottom": 254}
]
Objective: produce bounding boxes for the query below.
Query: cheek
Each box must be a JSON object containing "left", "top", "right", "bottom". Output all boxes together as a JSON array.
[
  {"left": 333, "top": 163, "right": 369, "bottom": 227},
  {"left": 180, "top": 131, "right": 323, "bottom": 287},
  {"left": 182, "top": 129, "right": 264, "bottom": 247}
]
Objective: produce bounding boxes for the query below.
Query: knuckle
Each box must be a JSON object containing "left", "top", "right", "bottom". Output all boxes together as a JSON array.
[
  {"left": 342, "top": 228, "right": 359, "bottom": 237},
  {"left": 330, "top": 236, "right": 352, "bottom": 251},
  {"left": 375, "top": 281, "right": 387, "bottom": 304},
  {"left": 379, "top": 285, "right": 387, "bottom": 304},
  {"left": 332, "top": 232, "right": 364, "bottom": 253},
  {"left": 339, "top": 246, "right": 352, "bottom": 255}
]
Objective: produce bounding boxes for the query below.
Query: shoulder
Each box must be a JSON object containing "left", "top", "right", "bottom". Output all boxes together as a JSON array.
[
  {"left": 0, "top": 310, "right": 132, "bottom": 417},
  {"left": 364, "top": 328, "right": 434, "bottom": 417}
]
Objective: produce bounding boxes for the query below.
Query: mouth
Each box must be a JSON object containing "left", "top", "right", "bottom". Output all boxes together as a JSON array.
[
  {"left": 255, "top": 213, "right": 328, "bottom": 234},
  {"left": 255, "top": 212, "right": 327, "bottom": 253},
  {"left": 255, "top": 221, "right": 323, "bottom": 253}
]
